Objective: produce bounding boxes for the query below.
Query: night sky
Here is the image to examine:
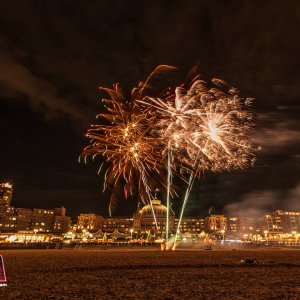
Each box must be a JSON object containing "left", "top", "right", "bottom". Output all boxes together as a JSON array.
[{"left": 1, "top": 1, "right": 300, "bottom": 219}]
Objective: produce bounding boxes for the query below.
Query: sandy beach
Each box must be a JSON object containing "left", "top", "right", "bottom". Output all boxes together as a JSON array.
[{"left": 1, "top": 248, "right": 300, "bottom": 299}]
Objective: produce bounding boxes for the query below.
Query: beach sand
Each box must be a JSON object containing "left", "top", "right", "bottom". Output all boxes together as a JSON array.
[{"left": 1, "top": 248, "right": 300, "bottom": 299}]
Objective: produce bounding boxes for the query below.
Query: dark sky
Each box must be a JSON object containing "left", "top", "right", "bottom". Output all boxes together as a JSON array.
[{"left": 1, "top": 1, "right": 300, "bottom": 219}]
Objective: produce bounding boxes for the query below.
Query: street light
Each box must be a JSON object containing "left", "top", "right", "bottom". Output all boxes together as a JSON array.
[
  {"left": 221, "top": 230, "right": 225, "bottom": 242},
  {"left": 33, "top": 229, "right": 38, "bottom": 243},
  {"left": 264, "top": 230, "right": 268, "bottom": 243}
]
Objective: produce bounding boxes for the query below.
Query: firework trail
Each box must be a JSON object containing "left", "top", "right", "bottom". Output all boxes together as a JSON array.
[
  {"left": 172, "top": 160, "right": 197, "bottom": 250},
  {"left": 138, "top": 85, "right": 197, "bottom": 245},
  {"left": 81, "top": 65, "right": 257, "bottom": 247},
  {"left": 140, "top": 76, "right": 257, "bottom": 249},
  {"left": 174, "top": 78, "right": 257, "bottom": 249},
  {"left": 80, "top": 66, "right": 176, "bottom": 228},
  {"left": 165, "top": 141, "right": 173, "bottom": 243},
  {"left": 81, "top": 87, "right": 160, "bottom": 224}
]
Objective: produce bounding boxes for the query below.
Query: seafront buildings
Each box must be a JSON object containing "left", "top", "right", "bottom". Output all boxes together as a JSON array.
[
  {"left": 0, "top": 183, "right": 72, "bottom": 235},
  {"left": 0, "top": 183, "right": 300, "bottom": 243},
  {"left": 265, "top": 210, "right": 300, "bottom": 234},
  {"left": 69, "top": 200, "right": 300, "bottom": 241},
  {"left": 0, "top": 204, "right": 71, "bottom": 233}
]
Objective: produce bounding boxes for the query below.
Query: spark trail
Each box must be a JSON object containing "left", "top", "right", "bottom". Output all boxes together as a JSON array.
[
  {"left": 140, "top": 77, "right": 257, "bottom": 249},
  {"left": 81, "top": 65, "right": 176, "bottom": 227}
]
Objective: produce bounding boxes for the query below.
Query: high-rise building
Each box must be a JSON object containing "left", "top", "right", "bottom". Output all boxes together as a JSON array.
[{"left": 0, "top": 183, "right": 13, "bottom": 206}]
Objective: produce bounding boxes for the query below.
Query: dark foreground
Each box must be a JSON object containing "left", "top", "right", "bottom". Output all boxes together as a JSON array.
[{"left": 1, "top": 248, "right": 300, "bottom": 299}]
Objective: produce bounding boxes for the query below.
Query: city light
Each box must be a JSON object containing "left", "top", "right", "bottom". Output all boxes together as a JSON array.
[{"left": 0, "top": 191, "right": 299, "bottom": 248}]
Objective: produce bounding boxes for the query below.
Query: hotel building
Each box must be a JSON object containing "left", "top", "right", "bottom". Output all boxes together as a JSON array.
[
  {"left": 265, "top": 210, "right": 300, "bottom": 234},
  {"left": 133, "top": 199, "right": 175, "bottom": 234},
  {"left": 0, "top": 183, "right": 71, "bottom": 233}
]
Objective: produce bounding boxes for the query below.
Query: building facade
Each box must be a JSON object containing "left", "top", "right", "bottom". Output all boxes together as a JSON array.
[
  {"left": 133, "top": 199, "right": 175, "bottom": 234},
  {"left": 175, "top": 218, "right": 205, "bottom": 234},
  {"left": 16, "top": 208, "right": 33, "bottom": 231},
  {"left": 265, "top": 210, "right": 300, "bottom": 234},
  {"left": 102, "top": 217, "right": 133, "bottom": 233},
  {"left": 0, "top": 205, "right": 71, "bottom": 233},
  {"left": 77, "top": 214, "right": 104, "bottom": 232},
  {"left": 0, "top": 183, "right": 13, "bottom": 206},
  {"left": 227, "top": 217, "right": 239, "bottom": 234},
  {"left": 31, "top": 208, "right": 55, "bottom": 232},
  {"left": 1, "top": 183, "right": 299, "bottom": 239},
  {"left": 238, "top": 217, "right": 256, "bottom": 234},
  {"left": 204, "top": 215, "right": 227, "bottom": 233}
]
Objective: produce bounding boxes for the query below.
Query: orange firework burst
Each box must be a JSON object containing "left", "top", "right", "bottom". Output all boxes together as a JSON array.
[
  {"left": 140, "top": 77, "right": 257, "bottom": 176},
  {"left": 179, "top": 78, "right": 257, "bottom": 175},
  {"left": 138, "top": 74, "right": 258, "bottom": 247},
  {"left": 80, "top": 65, "right": 258, "bottom": 234},
  {"left": 80, "top": 65, "right": 176, "bottom": 215}
]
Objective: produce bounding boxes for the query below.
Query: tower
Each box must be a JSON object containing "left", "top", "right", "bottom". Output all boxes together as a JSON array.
[{"left": 0, "top": 183, "right": 13, "bottom": 206}]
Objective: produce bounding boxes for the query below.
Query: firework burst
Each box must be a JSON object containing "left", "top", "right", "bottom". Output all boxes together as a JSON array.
[
  {"left": 172, "top": 78, "right": 257, "bottom": 249},
  {"left": 80, "top": 65, "right": 257, "bottom": 247},
  {"left": 81, "top": 66, "right": 176, "bottom": 216},
  {"left": 141, "top": 78, "right": 256, "bottom": 173},
  {"left": 139, "top": 75, "right": 257, "bottom": 248}
]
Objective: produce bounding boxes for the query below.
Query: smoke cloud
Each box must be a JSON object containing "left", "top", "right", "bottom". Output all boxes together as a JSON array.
[{"left": 225, "top": 183, "right": 300, "bottom": 217}]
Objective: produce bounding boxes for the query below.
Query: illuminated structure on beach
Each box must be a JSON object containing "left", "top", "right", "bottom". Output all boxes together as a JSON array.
[
  {"left": 1, "top": 183, "right": 300, "bottom": 242},
  {"left": 133, "top": 199, "right": 175, "bottom": 234}
]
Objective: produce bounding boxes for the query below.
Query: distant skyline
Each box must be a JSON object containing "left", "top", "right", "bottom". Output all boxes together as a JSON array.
[
  {"left": 4, "top": 183, "right": 298, "bottom": 221},
  {"left": 1, "top": 1, "right": 300, "bottom": 218}
]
